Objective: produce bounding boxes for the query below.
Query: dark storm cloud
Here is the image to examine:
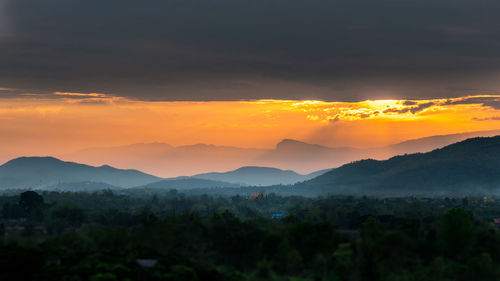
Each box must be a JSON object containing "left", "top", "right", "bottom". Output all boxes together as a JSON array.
[
  {"left": 384, "top": 102, "right": 436, "bottom": 114},
  {"left": 402, "top": 101, "right": 417, "bottom": 106},
  {"left": 2, "top": 0, "right": 500, "bottom": 101},
  {"left": 472, "top": 116, "right": 500, "bottom": 121},
  {"left": 410, "top": 102, "right": 437, "bottom": 114},
  {"left": 444, "top": 96, "right": 500, "bottom": 109}
]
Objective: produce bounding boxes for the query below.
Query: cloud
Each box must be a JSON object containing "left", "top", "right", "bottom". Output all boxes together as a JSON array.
[
  {"left": 53, "top": 92, "right": 112, "bottom": 99},
  {"left": 409, "top": 102, "right": 436, "bottom": 114},
  {"left": 472, "top": 116, "right": 500, "bottom": 121},
  {"left": 328, "top": 116, "right": 341, "bottom": 123},
  {"left": 383, "top": 102, "right": 436, "bottom": 115},
  {"left": 0, "top": 1, "right": 8, "bottom": 37},
  {"left": 444, "top": 95, "right": 500, "bottom": 109},
  {"left": 2, "top": 0, "right": 500, "bottom": 101},
  {"left": 384, "top": 107, "right": 411, "bottom": 114},
  {"left": 402, "top": 101, "right": 417, "bottom": 106},
  {"left": 50, "top": 92, "right": 126, "bottom": 106}
]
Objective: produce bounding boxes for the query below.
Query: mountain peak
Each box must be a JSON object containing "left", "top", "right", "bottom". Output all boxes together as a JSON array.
[
  {"left": 233, "top": 166, "right": 284, "bottom": 172},
  {"left": 0, "top": 156, "right": 160, "bottom": 189},
  {"left": 2, "top": 156, "right": 64, "bottom": 166},
  {"left": 192, "top": 165, "right": 308, "bottom": 186},
  {"left": 302, "top": 135, "right": 500, "bottom": 196},
  {"left": 276, "top": 139, "right": 328, "bottom": 150}
]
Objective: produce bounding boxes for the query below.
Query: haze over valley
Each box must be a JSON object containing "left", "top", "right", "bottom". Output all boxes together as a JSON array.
[
  {"left": 60, "top": 129, "right": 500, "bottom": 177},
  {"left": 1, "top": 135, "right": 499, "bottom": 198}
]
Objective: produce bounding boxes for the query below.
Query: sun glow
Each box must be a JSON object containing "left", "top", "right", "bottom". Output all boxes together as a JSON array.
[{"left": 0, "top": 93, "right": 498, "bottom": 162}]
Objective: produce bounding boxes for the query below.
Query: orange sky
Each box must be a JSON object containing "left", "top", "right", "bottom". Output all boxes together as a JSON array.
[{"left": 0, "top": 93, "right": 499, "bottom": 162}]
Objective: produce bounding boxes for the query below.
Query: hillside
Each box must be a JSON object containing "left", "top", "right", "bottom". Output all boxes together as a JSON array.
[
  {"left": 192, "top": 166, "right": 327, "bottom": 186},
  {"left": 0, "top": 157, "right": 160, "bottom": 189},
  {"left": 300, "top": 136, "right": 500, "bottom": 196},
  {"left": 41, "top": 181, "right": 122, "bottom": 192},
  {"left": 138, "top": 178, "right": 239, "bottom": 190},
  {"left": 62, "top": 129, "right": 500, "bottom": 177}
]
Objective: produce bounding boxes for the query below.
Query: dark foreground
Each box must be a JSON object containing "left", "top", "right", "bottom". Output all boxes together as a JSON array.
[{"left": 2, "top": 190, "right": 500, "bottom": 281}]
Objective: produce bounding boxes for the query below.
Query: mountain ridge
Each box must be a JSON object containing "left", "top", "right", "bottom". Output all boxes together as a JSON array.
[
  {"left": 192, "top": 166, "right": 328, "bottom": 186},
  {"left": 0, "top": 156, "right": 160, "bottom": 189},
  {"left": 299, "top": 136, "right": 500, "bottom": 196},
  {"left": 137, "top": 178, "right": 239, "bottom": 190},
  {"left": 61, "top": 129, "right": 500, "bottom": 177}
]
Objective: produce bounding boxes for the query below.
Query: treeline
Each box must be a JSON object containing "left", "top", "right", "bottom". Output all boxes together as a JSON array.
[{"left": 1, "top": 191, "right": 500, "bottom": 280}]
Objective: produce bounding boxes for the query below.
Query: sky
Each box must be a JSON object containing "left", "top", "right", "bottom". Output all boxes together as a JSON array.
[
  {"left": 0, "top": 0, "right": 499, "bottom": 163},
  {"left": 0, "top": 92, "right": 498, "bottom": 158},
  {"left": 2, "top": 0, "right": 500, "bottom": 101}
]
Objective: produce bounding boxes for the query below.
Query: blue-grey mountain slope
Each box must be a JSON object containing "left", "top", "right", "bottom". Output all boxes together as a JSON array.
[
  {"left": 0, "top": 157, "right": 160, "bottom": 189},
  {"left": 299, "top": 136, "right": 500, "bottom": 196},
  {"left": 192, "top": 166, "right": 330, "bottom": 186},
  {"left": 40, "top": 181, "right": 122, "bottom": 192},
  {"left": 64, "top": 129, "right": 500, "bottom": 177},
  {"left": 137, "top": 178, "right": 239, "bottom": 190}
]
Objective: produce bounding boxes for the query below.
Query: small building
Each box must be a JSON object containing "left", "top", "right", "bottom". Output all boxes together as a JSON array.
[
  {"left": 271, "top": 213, "right": 285, "bottom": 219},
  {"left": 249, "top": 193, "right": 264, "bottom": 200},
  {"left": 483, "top": 196, "right": 495, "bottom": 203}
]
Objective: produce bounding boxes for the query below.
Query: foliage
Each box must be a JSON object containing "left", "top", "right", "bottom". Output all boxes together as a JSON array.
[{"left": 1, "top": 192, "right": 500, "bottom": 280}]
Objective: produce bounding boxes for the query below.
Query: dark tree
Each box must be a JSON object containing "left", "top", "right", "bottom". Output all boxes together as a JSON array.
[
  {"left": 436, "top": 208, "right": 475, "bottom": 260},
  {"left": 19, "top": 191, "right": 44, "bottom": 220},
  {"left": 19, "top": 191, "right": 44, "bottom": 211}
]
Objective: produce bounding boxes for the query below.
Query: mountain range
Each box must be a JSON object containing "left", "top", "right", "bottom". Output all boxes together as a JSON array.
[
  {"left": 137, "top": 178, "right": 239, "bottom": 190},
  {"left": 61, "top": 129, "right": 500, "bottom": 177},
  {"left": 1, "top": 134, "right": 499, "bottom": 195},
  {"left": 0, "top": 157, "right": 160, "bottom": 189},
  {"left": 41, "top": 181, "right": 122, "bottom": 192},
  {"left": 296, "top": 136, "right": 500, "bottom": 196},
  {"left": 0, "top": 157, "right": 328, "bottom": 190},
  {"left": 192, "top": 166, "right": 330, "bottom": 186}
]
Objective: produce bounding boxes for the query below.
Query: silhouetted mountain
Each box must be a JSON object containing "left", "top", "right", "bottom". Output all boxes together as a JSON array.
[
  {"left": 64, "top": 143, "right": 266, "bottom": 177},
  {"left": 193, "top": 166, "right": 327, "bottom": 186},
  {"left": 0, "top": 157, "right": 160, "bottom": 189},
  {"left": 306, "top": 168, "right": 332, "bottom": 179},
  {"left": 382, "top": 130, "right": 500, "bottom": 155},
  {"left": 258, "top": 139, "right": 360, "bottom": 173},
  {"left": 41, "top": 181, "right": 121, "bottom": 192},
  {"left": 300, "top": 136, "right": 500, "bottom": 196},
  {"left": 62, "top": 129, "right": 500, "bottom": 177},
  {"left": 138, "top": 178, "right": 239, "bottom": 190}
]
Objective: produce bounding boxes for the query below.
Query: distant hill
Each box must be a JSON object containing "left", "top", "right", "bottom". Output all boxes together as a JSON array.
[
  {"left": 41, "top": 181, "right": 122, "bottom": 192},
  {"left": 382, "top": 130, "right": 500, "bottom": 155},
  {"left": 138, "top": 178, "right": 239, "bottom": 190},
  {"left": 300, "top": 136, "right": 500, "bottom": 196},
  {"left": 64, "top": 143, "right": 267, "bottom": 177},
  {"left": 0, "top": 157, "right": 161, "bottom": 189},
  {"left": 62, "top": 129, "right": 500, "bottom": 177},
  {"left": 193, "top": 166, "right": 329, "bottom": 186},
  {"left": 306, "top": 168, "right": 332, "bottom": 179}
]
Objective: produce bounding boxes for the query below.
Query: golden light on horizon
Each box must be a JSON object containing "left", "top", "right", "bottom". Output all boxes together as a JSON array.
[{"left": 0, "top": 93, "right": 498, "bottom": 162}]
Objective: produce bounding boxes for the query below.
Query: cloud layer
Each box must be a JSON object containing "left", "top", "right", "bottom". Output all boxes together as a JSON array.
[{"left": 2, "top": 0, "right": 500, "bottom": 101}]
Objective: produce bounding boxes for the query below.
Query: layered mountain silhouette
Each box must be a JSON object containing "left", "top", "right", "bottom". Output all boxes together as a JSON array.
[
  {"left": 0, "top": 157, "right": 329, "bottom": 190},
  {"left": 0, "top": 136, "right": 499, "bottom": 194},
  {"left": 41, "top": 181, "right": 122, "bottom": 192},
  {"left": 62, "top": 129, "right": 500, "bottom": 177},
  {"left": 0, "top": 157, "right": 160, "bottom": 189},
  {"left": 137, "top": 178, "right": 239, "bottom": 190},
  {"left": 193, "top": 166, "right": 330, "bottom": 186},
  {"left": 298, "top": 136, "right": 500, "bottom": 196}
]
